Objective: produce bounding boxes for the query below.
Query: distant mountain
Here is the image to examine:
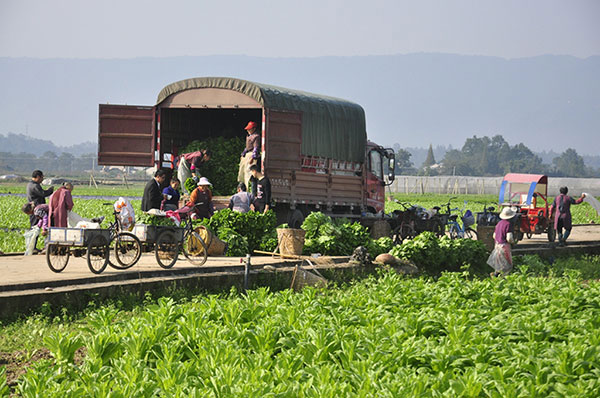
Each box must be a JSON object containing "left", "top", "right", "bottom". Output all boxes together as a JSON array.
[
  {"left": 0, "top": 54, "right": 598, "bottom": 154},
  {"left": 0, "top": 133, "right": 96, "bottom": 156}
]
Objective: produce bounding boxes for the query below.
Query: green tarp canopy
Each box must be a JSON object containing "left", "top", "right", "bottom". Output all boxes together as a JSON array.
[{"left": 156, "top": 77, "right": 367, "bottom": 162}]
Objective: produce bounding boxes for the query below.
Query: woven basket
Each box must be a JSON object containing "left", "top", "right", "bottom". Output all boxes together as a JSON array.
[
  {"left": 290, "top": 264, "right": 328, "bottom": 291},
  {"left": 370, "top": 220, "right": 391, "bottom": 239},
  {"left": 194, "top": 226, "right": 227, "bottom": 256},
  {"left": 276, "top": 228, "right": 305, "bottom": 256}
]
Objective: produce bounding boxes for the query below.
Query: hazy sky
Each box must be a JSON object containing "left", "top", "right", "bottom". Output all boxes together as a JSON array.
[{"left": 1, "top": 0, "right": 599, "bottom": 59}]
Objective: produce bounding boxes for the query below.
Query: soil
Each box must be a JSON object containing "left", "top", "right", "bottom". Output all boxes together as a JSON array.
[{"left": 0, "top": 347, "right": 86, "bottom": 391}]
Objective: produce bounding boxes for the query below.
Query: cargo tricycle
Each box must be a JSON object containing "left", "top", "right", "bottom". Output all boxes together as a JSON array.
[{"left": 498, "top": 173, "right": 555, "bottom": 243}]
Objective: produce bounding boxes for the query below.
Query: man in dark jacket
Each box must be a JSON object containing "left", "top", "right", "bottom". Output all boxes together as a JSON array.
[
  {"left": 249, "top": 165, "right": 271, "bottom": 214},
  {"left": 142, "top": 169, "right": 167, "bottom": 212},
  {"left": 26, "top": 170, "right": 53, "bottom": 227}
]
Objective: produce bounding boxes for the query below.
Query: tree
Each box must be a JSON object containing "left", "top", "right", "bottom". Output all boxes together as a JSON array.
[
  {"left": 395, "top": 148, "right": 413, "bottom": 169},
  {"left": 422, "top": 144, "right": 436, "bottom": 168},
  {"left": 552, "top": 148, "right": 587, "bottom": 177},
  {"left": 43, "top": 151, "right": 58, "bottom": 159}
]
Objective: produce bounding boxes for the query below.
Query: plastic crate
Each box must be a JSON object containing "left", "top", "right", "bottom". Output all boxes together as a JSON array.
[
  {"left": 133, "top": 224, "right": 184, "bottom": 243},
  {"left": 47, "top": 228, "right": 110, "bottom": 247}
]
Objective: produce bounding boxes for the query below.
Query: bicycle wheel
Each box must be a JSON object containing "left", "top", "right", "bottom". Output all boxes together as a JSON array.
[
  {"left": 87, "top": 234, "right": 109, "bottom": 274},
  {"left": 46, "top": 244, "right": 70, "bottom": 273},
  {"left": 155, "top": 230, "right": 179, "bottom": 269},
  {"left": 448, "top": 224, "right": 459, "bottom": 240},
  {"left": 182, "top": 230, "right": 208, "bottom": 266},
  {"left": 464, "top": 227, "right": 478, "bottom": 240},
  {"left": 110, "top": 232, "right": 142, "bottom": 269}
]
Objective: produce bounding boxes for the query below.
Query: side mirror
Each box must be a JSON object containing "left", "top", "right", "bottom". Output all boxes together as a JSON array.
[{"left": 388, "top": 158, "right": 395, "bottom": 182}]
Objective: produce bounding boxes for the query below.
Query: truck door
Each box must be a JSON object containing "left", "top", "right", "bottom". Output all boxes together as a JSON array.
[
  {"left": 98, "top": 104, "right": 156, "bottom": 166},
  {"left": 366, "top": 149, "right": 385, "bottom": 213}
]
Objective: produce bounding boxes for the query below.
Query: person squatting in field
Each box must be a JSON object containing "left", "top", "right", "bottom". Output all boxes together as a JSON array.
[
  {"left": 487, "top": 206, "right": 516, "bottom": 277},
  {"left": 550, "top": 186, "right": 586, "bottom": 246}
]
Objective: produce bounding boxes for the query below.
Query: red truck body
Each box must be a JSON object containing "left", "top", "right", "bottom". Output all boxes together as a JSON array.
[{"left": 98, "top": 77, "right": 394, "bottom": 227}]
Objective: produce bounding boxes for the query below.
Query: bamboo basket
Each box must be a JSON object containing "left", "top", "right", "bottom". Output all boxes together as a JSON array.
[
  {"left": 290, "top": 264, "right": 328, "bottom": 291},
  {"left": 194, "top": 226, "right": 227, "bottom": 256},
  {"left": 276, "top": 228, "right": 305, "bottom": 256}
]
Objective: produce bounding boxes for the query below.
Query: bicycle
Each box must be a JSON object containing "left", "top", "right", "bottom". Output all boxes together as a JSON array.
[
  {"left": 391, "top": 201, "right": 446, "bottom": 244},
  {"left": 150, "top": 205, "right": 209, "bottom": 269},
  {"left": 102, "top": 203, "right": 142, "bottom": 270},
  {"left": 441, "top": 198, "right": 478, "bottom": 240}
]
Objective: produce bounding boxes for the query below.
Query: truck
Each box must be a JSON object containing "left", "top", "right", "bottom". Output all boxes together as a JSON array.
[{"left": 98, "top": 77, "right": 395, "bottom": 228}]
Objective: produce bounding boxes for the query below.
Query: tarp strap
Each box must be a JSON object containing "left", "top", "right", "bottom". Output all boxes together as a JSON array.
[
  {"left": 526, "top": 182, "right": 537, "bottom": 205},
  {"left": 499, "top": 181, "right": 508, "bottom": 203}
]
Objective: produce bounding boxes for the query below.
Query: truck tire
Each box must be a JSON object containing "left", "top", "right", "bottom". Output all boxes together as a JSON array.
[{"left": 288, "top": 209, "right": 305, "bottom": 229}]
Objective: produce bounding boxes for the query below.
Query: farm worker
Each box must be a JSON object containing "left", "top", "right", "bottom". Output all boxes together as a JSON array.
[
  {"left": 487, "top": 206, "right": 516, "bottom": 277},
  {"left": 161, "top": 177, "right": 181, "bottom": 211},
  {"left": 228, "top": 182, "right": 254, "bottom": 213},
  {"left": 142, "top": 169, "right": 168, "bottom": 212},
  {"left": 48, "top": 182, "right": 74, "bottom": 228},
  {"left": 550, "top": 186, "right": 585, "bottom": 246},
  {"left": 21, "top": 202, "right": 50, "bottom": 255},
  {"left": 48, "top": 182, "right": 104, "bottom": 228},
  {"left": 177, "top": 149, "right": 211, "bottom": 193},
  {"left": 22, "top": 203, "right": 50, "bottom": 236},
  {"left": 186, "top": 177, "right": 215, "bottom": 219},
  {"left": 249, "top": 164, "right": 271, "bottom": 214},
  {"left": 26, "top": 170, "right": 53, "bottom": 227},
  {"left": 238, "top": 121, "right": 260, "bottom": 186}
]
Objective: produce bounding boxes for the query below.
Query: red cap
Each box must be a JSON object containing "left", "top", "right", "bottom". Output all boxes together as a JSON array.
[{"left": 244, "top": 121, "right": 257, "bottom": 130}]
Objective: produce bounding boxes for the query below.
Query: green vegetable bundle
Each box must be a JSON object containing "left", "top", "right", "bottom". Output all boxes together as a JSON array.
[
  {"left": 301, "top": 212, "right": 375, "bottom": 256},
  {"left": 184, "top": 178, "right": 197, "bottom": 194},
  {"left": 196, "top": 209, "right": 277, "bottom": 256},
  {"left": 137, "top": 213, "right": 176, "bottom": 227},
  {"left": 180, "top": 136, "right": 245, "bottom": 196},
  {"left": 390, "top": 232, "right": 488, "bottom": 274}
]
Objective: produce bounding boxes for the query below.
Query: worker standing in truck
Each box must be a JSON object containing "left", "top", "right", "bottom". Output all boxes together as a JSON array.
[
  {"left": 177, "top": 149, "right": 211, "bottom": 193},
  {"left": 238, "top": 121, "right": 260, "bottom": 186}
]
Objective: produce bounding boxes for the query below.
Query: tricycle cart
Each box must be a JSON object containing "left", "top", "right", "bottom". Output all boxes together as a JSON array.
[
  {"left": 498, "top": 173, "right": 555, "bottom": 243},
  {"left": 132, "top": 224, "right": 185, "bottom": 269},
  {"left": 46, "top": 228, "right": 111, "bottom": 274}
]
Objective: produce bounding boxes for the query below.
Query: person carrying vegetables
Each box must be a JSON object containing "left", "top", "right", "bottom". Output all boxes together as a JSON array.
[
  {"left": 487, "top": 207, "right": 516, "bottom": 277},
  {"left": 238, "top": 121, "right": 260, "bottom": 186},
  {"left": 177, "top": 149, "right": 211, "bottom": 193}
]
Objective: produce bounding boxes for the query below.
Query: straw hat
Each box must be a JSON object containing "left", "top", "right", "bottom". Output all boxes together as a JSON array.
[
  {"left": 197, "top": 177, "right": 212, "bottom": 186},
  {"left": 499, "top": 207, "right": 517, "bottom": 220}
]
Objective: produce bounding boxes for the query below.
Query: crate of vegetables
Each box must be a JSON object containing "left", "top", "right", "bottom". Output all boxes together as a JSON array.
[{"left": 133, "top": 214, "right": 183, "bottom": 243}]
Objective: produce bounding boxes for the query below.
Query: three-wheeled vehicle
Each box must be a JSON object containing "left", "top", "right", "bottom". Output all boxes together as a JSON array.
[{"left": 499, "top": 173, "right": 555, "bottom": 243}]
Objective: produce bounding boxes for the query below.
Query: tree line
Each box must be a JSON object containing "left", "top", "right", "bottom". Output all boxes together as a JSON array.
[{"left": 394, "top": 135, "right": 599, "bottom": 178}]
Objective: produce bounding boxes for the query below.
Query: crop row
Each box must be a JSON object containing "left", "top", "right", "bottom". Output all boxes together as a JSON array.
[{"left": 7, "top": 271, "right": 600, "bottom": 396}]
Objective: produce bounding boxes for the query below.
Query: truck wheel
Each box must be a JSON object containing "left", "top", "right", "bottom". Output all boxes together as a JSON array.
[{"left": 288, "top": 210, "right": 305, "bottom": 229}]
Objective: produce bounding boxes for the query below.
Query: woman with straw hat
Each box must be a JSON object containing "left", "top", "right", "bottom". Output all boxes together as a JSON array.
[
  {"left": 487, "top": 206, "right": 517, "bottom": 277},
  {"left": 186, "top": 177, "right": 215, "bottom": 219}
]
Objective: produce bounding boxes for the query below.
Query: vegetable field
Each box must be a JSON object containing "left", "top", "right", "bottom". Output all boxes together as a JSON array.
[{"left": 4, "top": 271, "right": 600, "bottom": 396}]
